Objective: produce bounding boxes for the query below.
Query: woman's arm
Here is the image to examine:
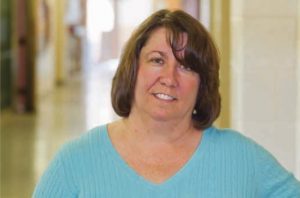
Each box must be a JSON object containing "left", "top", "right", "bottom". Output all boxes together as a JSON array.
[{"left": 254, "top": 143, "right": 300, "bottom": 197}]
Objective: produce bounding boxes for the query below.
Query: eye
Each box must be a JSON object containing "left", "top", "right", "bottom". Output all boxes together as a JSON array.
[
  {"left": 149, "top": 57, "right": 164, "bottom": 65},
  {"left": 178, "top": 64, "right": 192, "bottom": 72}
]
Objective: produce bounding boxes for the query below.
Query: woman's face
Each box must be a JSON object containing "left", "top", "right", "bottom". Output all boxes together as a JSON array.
[{"left": 131, "top": 27, "right": 200, "bottom": 122}]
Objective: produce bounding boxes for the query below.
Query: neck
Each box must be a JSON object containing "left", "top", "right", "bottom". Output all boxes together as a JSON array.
[{"left": 123, "top": 111, "right": 198, "bottom": 146}]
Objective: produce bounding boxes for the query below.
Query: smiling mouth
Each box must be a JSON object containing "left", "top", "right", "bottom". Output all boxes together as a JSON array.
[{"left": 153, "top": 93, "right": 177, "bottom": 101}]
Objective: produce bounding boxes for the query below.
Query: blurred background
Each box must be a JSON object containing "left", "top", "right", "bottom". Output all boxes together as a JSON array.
[{"left": 1, "top": 0, "right": 300, "bottom": 197}]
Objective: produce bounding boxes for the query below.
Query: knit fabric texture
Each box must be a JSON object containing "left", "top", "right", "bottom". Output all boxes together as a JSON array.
[{"left": 33, "top": 125, "right": 300, "bottom": 197}]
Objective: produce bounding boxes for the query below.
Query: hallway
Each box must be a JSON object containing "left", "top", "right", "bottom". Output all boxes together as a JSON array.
[
  {"left": 1, "top": 60, "right": 119, "bottom": 198},
  {"left": 1, "top": 1, "right": 300, "bottom": 197}
]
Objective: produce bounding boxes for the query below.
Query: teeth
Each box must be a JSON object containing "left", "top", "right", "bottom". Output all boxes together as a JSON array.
[{"left": 155, "top": 93, "right": 176, "bottom": 101}]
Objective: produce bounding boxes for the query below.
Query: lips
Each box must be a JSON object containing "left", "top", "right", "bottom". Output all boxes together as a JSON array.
[{"left": 153, "top": 93, "right": 177, "bottom": 101}]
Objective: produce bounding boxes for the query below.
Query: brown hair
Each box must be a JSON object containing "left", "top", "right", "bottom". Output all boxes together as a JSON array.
[{"left": 111, "top": 9, "right": 221, "bottom": 129}]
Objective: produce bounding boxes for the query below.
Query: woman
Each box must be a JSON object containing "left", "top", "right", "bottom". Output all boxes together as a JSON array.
[{"left": 33, "top": 9, "right": 300, "bottom": 197}]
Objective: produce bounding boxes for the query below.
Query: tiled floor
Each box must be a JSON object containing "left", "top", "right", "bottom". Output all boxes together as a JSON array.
[{"left": 1, "top": 59, "right": 119, "bottom": 198}]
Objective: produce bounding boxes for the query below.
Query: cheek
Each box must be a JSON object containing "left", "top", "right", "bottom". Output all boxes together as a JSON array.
[
  {"left": 182, "top": 76, "right": 200, "bottom": 94},
  {"left": 182, "top": 80, "right": 200, "bottom": 105},
  {"left": 137, "top": 67, "right": 158, "bottom": 90},
  {"left": 135, "top": 70, "right": 152, "bottom": 95}
]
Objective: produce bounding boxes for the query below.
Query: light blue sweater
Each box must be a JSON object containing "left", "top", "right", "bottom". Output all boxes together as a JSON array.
[{"left": 33, "top": 125, "right": 300, "bottom": 197}]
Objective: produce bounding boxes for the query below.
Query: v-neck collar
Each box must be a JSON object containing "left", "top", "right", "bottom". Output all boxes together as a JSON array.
[{"left": 100, "top": 125, "right": 212, "bottom": 190}]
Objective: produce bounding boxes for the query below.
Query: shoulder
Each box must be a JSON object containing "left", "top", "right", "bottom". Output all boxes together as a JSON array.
[
  {"left": 207, "top": 127, "right": 279, "bottom": 160},
  {"left": 207, "top": 127, "right": 300, "bottom": 196},
  {"left": 205, "top": 126, "right": 278, "bottom": 164},
  {"left": 47, "top": 125, "right": 110, "bottom": 182},
  {"left": 206, "top": 126, "right": 257, "bottom": 149},
  {"left": 33, "top": 125, "right": 109, "bottom": 196},
  {"left": 55, "top": 124, "right": 108, "bottom": 164}
]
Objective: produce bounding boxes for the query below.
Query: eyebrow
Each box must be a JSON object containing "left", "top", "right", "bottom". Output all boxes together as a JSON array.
[{"left": 145, "top": 50, "right": 167, "bottom": 59}]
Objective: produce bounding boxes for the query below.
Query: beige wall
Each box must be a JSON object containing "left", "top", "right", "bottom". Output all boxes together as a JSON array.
[
  {"left": 297, "top": 0, "right": 300, "bottom": 180},
  {"left": 229, "top": 0, "right": 299, "bottom": 178},
  {"left": 210, "top": 0, "right": 231, "bottom": 128}
]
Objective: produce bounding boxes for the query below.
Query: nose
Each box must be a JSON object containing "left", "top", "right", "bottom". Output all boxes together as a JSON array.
[{"left": 159, "top": 63, "right": 178, "bottom": 87}]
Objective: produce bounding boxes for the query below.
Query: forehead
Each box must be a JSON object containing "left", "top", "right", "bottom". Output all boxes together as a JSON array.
[
  {"left": 141, "top": 27, "right": 187, "bottom": 54},
  {"left": 143, "top": 28, "right": 169, "bottom": 50}
]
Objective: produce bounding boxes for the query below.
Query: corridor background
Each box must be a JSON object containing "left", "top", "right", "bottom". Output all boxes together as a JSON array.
[{"left": 1, "top": 0, "right": 300, "bottom": 197}]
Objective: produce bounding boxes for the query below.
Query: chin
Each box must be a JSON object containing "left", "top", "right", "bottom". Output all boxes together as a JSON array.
[{"left": 148, "top": 110, "right": 177, "bottom": 121}]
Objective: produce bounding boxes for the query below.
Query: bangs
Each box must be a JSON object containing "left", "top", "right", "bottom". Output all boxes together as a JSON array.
[{"left": 164, "top": 26, "right": 203, "bottom": 73}]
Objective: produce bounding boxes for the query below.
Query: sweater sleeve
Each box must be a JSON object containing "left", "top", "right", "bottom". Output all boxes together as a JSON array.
[
  {"left": 32, "top": 147, "right": 78, "bottom": 198},
  {"left": 254, "top": 143, "right": 300, "bottom": 197}
]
